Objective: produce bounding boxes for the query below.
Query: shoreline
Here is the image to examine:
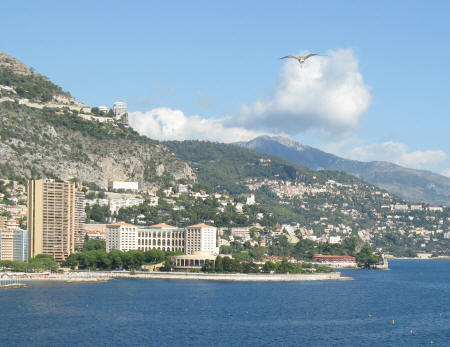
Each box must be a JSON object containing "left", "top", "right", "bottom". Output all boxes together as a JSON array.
[
  {"left": 10, "top": 271, "right": 351, "bottom": 283},
  {"left": 387, "top": 256, "right": 450, "bottom": 260}
]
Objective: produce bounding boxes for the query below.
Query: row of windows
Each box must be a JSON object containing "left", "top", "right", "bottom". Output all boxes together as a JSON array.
[{"left": 138, "top": 239, "right": 184, "bottom": 246}]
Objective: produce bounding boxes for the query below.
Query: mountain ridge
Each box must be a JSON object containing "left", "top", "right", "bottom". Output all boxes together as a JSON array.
[{"left": 236, "top": 135, "right": 450, "bottom": 206}]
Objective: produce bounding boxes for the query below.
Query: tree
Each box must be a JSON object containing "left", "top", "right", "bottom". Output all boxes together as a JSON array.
[
  {"left": 242, "top": 261, "right": 259, "bottom": 273},
  {"left": 161, "top": 256, "right": 174, "bottom": 272},
  {"left": 28, "top": 254, "right": 58, "bottom": 272},
  {"left": 263, "top": 261, "right": 276, "bottom": 273},
  {"left": 83, "top": 239, "right": 106, "bottom": 252},
  {"left": 214, "top": 256, "right": 224, "bottom": 272},
  {"left": 202, "top": 259, "right": 215, "bottom": 272},
  {"left": 356, "top": 245, "right": 381, "bottom": 268}
]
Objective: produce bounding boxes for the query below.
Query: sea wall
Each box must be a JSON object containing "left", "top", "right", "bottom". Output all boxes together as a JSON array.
[
  {"left": 7, "top": 271, "right": 350, "bottom": 282},
  {"left": 95, "top": 271, "right": 347, "bottom": 282}
]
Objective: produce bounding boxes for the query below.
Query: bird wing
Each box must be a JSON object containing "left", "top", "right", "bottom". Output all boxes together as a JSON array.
[
  {"left": 280, "top": 55, "right": 298, "bottom": 60},
  {"left": 304, "top": 53, "right": 319, "bottom": 60}
]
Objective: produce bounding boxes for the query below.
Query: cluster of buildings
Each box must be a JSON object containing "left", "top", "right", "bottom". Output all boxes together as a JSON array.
[{"left": 0, "top": 181, "right": 29, "bottom": 262}]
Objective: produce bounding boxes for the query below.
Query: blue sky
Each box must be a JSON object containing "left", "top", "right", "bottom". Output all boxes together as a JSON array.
[{"left": 1, "top": 1, "right": 450, "bottom": 176}]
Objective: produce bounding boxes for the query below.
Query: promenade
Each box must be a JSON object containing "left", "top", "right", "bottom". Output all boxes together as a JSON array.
[{"left": 8, "top": 271, "right": 351, "bottom": 282}]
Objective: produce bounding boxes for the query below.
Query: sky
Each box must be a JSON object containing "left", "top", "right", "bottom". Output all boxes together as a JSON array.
[{"left": 1, "top": 1, "right": 450, "bottom": 176}]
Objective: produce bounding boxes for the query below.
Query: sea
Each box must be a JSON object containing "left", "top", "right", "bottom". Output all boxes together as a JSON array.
[{"left": 1, "top": 260, "right": 449, "bottom": 346}]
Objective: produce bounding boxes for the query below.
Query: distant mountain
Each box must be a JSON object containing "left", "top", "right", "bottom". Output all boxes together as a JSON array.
[{"left": 236, "top": 135, "right": 450, "bottom": 206}]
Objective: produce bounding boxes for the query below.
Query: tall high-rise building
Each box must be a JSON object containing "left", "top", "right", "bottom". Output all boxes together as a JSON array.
[{"left": 27, "top": 180, "right": 85, "bottom": 261}]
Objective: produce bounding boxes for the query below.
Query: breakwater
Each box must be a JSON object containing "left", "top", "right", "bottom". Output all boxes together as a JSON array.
[
  {"left": 6, "top": 271, "right": 351, "bottom": 282},
  {"left": 87, "top": 271, "right": 350, "bottom": 282}
]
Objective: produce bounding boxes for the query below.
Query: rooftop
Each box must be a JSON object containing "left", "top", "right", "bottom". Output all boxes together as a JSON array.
[
  {"left": 107, "top": 222, "right": 134, "bottom": 227},
  {"left": 150, "top": 223, "right": 176, "bottom": 229},
  {"left": 188, "top": 223, "right": 215, "bottom": 228}
]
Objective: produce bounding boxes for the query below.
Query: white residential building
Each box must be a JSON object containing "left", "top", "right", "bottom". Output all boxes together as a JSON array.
[
  {"left": 113, "top": 101, "right": 127, "bottom": 119},
  {"left": 185, "top": 224, "right": 218, "bottom": 254},
  {"left": 393, "top": 204, "right": 409, "bottom": 211},
  {"left": 109, "top": 197, "right": 144, "bottom": 213},
  {"left": 329, "top": 236, "right": 342, "bottom": 244},
  {"left": 108, "top": 181, "right": 139, "bottom": 192},
  {"left": 98, "top": 105, "right": 108, "bottom": 113},
  {"left": 246, "top": 194, "right": 255, "bottom": 205},
  {"left": 428, "top": 206, "right": 444, "bottom": 213},
  {"left": 148, "top": 195, "right": 159, "bottom": 206},
  {"left": 106, "top": 222, "right": 137, "bottom": 252}
]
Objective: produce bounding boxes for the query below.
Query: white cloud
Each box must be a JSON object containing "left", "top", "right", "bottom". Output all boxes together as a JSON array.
[
  {"left": 321, "top": 139, "right": 448, "bottom": 172},
  {"left": 130, "top": 48, "right": 371, "bottom": 142},
  {"left": 442, "top": 169, "right": 450, "bottom": 178},
  {"left": 230, "top": 49, "right": 371, "bottom": 137},
  {"left": 129, "top": 108, "right": 265, "bottom": 143}
]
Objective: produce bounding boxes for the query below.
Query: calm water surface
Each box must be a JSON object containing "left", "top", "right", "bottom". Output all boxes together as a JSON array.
[{"left": 1, "top": 260, "right": 449, "bottom": 346}]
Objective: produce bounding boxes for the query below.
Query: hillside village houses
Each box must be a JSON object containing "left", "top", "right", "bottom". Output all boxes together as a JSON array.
[{"left": 1, "top": 174, "right": 450, "bottom": 262}]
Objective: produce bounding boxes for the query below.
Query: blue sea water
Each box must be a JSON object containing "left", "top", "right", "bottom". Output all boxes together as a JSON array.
[{"left": 1, "top": 260, "right": 449, "bottom": 346}]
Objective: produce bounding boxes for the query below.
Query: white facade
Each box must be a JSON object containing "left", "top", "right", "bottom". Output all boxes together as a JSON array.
[
  {"left": 246, "top": 194, "right": 255, "bottom": 205},
  {"left": 137, "top": 224, "right": 185, "bottom": 252},
  {"left": 98, "top": 105, "right": 108, "bottom": 113},
  {"left": 106, "top": 222, "right": 137, "bottom": 252},
  {"left": 108, "top": 181, "right": 139, "bottom": 192},
  {"left": 185, "top": 224, "right": 218, "bottom": 254},
  {"left": 113, "top": 102, "right": 127, "bottom": 119},
  {"left": 329, "top": 236, "right": 342, "bottom": 244},
  {"left": 109, "top": 197, "right": 144, "bottom": 213}
]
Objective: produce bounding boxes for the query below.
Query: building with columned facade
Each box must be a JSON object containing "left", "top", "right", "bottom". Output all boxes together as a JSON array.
[{"left": 137, "top": 223, "right": 185, "bottom": 252}]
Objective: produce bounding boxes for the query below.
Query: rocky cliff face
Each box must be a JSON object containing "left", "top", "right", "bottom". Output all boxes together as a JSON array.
[
  {"left": 0, "top": 51, "right": 196, "bottom": 190},
  {"left": 0, "top": 102, "right": 195, "bottom": 190}
]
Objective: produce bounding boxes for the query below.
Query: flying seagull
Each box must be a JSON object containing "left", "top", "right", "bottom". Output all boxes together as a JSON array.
[{"left": 280, "top": 53, "right": 319, "bottom": 66}]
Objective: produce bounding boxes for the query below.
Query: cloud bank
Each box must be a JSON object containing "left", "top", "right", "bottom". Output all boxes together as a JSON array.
[
  {"left": 230, "top": 49, "right": 371, "bottom": 137},
  {"left": 321, "top": 140, "right": 449, "bottom": 174},
  {"left": 130, "top": 48, "right": 371, "bottom": 142},
  {"left": 129, "top": 107, "right": 265, "bottom": 143}
]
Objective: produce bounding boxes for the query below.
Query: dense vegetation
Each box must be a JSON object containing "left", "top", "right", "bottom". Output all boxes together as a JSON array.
[
  {"left": 221, "top": 236, "right": 383, "bottom": 268},
  {"left": 201, "top": 257, "right": 333, "bottom": 274},
  {"left": 0, "top": 68, "right": 70, "bottom": 102},
  {"left": 63, "top": 249, "right": 182, "bottom": 270},
  {"left": 165, "top": 140, "right": 360, "bottom": 195},
  {"left": 0, "top": 254, "right": 58, "bottom": 272}
]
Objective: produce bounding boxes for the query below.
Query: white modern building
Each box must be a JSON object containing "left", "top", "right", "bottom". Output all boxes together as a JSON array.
[
  {"left": 246, "top": 194, "right": 255, "bottom": 205},
  {"left": 113, "top": 101, "right": 127, "bottom": 119},
  {"left": 106, "top": 222, "right": 137, "bottom": 252},
  {"left": 98, "top": 105, "right": 108, "bottom": 113},
  {"left": 185, "top": 224, "right": 218, "bottom": 254},
  {"left": 109, "top": 197, "right": 144, "bottom": 213},
  {"left": 108, "top": 181, "right": 139, "bottom": 192}
]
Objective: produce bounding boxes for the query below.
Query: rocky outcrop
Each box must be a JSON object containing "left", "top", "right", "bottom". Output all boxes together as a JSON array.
[{"left": 0, "top": 102, "right": 196, "bottom": 190}]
